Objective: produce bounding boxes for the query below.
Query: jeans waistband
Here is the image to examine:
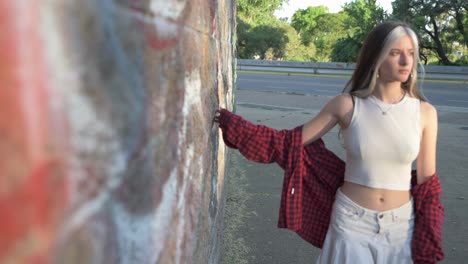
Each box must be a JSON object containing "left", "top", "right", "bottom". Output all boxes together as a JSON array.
[{"left": 335, "top": 188, "right": 414, "bottom": 222}]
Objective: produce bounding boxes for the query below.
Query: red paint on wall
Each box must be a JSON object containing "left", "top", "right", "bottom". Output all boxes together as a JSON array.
[
  {"left": 0, "top": 1, "right": 68, "bottom": 262},
  {"left": 129, "top": 1, "right": 189, "bottom": 51},
  {"left": 0, "top": 161, "right": 66, "bottom": 262},
  {"left": 144, "top": 21, "right": 182, "bottom": 50}
]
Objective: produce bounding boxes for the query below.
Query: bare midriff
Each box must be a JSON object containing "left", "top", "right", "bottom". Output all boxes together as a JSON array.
[{"left": 340, "top": 181, "right": 411, "bottom": 211}]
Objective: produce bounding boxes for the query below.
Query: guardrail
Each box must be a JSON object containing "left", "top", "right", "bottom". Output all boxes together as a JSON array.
[{"left": 237, "top": 59, "right": 468, "bottom": 81}]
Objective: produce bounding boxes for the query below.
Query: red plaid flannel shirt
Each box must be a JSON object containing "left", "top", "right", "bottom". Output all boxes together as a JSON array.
[{"left": 218, "top": 109, "right": 444, "bottom": 263}]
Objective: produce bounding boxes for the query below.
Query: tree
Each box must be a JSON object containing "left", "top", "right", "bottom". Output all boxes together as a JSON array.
[
  {"left": 247, "top": 24, "right": 289, "bottom": 59},
  {"left": 290, "top": 7, "right": 349, "bottom": 61},
  {"left": 281, "top": 23, "right": 316, "bottom": 61},
  {"left": 291, "top": 6, "right": 329, "bottom": 45},
  {"left": 449, "top": 0, "right": 467, "bottom": 45},
  {"left": 343, "top": 0, "right": 386, "bottom": 34},
  {"left": 392, "top": 0, "right": 467, "bottom": 65},
  {"left": 330, "top": 36, "right": 361, "bottom": 62},
  {"left": 312, "top": 13, "right": 348, "bottom": 61},
  {"left": 237, "top": 0, "right": 288, "bottom": 24},
  {"left": 330, "top": 0, "right": 386, "bottom": 62},
  {"left": 236, "top": 0, "right": 290, "bottom": 59}
]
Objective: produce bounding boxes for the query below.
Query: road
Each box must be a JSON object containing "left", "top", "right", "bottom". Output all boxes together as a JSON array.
[{"left": 237, "top": 72, "right": 468, "bottom": 109}]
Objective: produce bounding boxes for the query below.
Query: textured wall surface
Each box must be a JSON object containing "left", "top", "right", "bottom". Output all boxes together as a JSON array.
[{"left": 0, "top": 0, "right": 235, "bottom": 263}]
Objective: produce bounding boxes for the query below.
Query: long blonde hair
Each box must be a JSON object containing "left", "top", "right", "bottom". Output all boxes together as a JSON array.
[{"left": 343, "top": 21, "right": 426, "bottom": 101}]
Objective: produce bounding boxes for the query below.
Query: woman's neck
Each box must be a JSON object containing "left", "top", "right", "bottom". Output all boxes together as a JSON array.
[{"left": 373, "top": 82, "right": 405, "bottom": 104}]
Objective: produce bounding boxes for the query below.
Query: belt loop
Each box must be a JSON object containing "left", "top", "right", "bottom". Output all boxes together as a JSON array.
[
  {"left": 391, "top": 210, "right": 398, "bottom": 222},
  {"left": 358, "top": 207, "right": 365, "bottom": 217}
]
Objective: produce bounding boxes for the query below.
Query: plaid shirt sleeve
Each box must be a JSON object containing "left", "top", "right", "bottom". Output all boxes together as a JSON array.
[
  {"left": 411, "top": 172, "right": 445, "bottom": 263},
  {"left": 217, "top": 109, "right": 300, "bottom": 169}
]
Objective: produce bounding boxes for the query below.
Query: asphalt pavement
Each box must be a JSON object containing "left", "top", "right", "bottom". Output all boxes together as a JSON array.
[
  {"left": 237, "top": 72, "right": 468, "bottom": 108},
  {"left": 220, "top": 82, "right": 468, "bottom": 263}
]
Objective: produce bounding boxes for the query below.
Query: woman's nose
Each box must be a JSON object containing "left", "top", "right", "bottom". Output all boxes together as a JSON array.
[{"left": 400, "top": 53, "right": 408, "bottom": 65}]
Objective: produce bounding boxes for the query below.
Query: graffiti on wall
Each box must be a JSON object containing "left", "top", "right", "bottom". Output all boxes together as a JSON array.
[{"left": 0, "top": 0, "right": 234, "bottom": 263}]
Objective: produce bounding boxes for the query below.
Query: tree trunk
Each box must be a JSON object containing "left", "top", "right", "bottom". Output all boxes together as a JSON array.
[{"left": 426, "top": 17, "right": 455, "bottom": 65}]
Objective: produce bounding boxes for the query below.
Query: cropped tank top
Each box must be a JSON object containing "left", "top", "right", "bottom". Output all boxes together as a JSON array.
[{"left": 343, "top": 94, "right": 421, "bottom": 190}]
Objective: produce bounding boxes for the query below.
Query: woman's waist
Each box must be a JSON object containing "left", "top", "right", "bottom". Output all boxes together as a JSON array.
[{"left": 340, "top": 181, "right": 412, "bottom": 212}]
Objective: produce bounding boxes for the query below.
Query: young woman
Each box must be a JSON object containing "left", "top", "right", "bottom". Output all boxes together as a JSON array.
[
  {"left": 304, "top": 21, "right": 437, "bottom": 263},
  {"left": 215, "top": 21, "right": 443, "bottom": 263}
]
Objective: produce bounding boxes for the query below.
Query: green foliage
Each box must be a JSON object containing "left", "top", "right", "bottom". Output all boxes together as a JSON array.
[
  {"left": 391, "top": 0, "right": 467, "bottom": 65},
  {"left": 330, "top": 36, "right": 361, "bottom": 62},
  {"left": 237, "top": 0, "right": 288, "bottom": 24},
  {"left": 236, "top": 0, "right": 447, "bottom": 63},
  {"left": 236, "top": 0, "right": 390, "bottom": 62},
  {"left": 455, "top": 55, "right": 468, "bottom": 66},
  {"left": 312, "top": 13, "right": 348, "bottom": 61},
  {"left": 281, "top": 23, "right": 316, "bottom": 61},
  {"left": 247, "top": 24, "right": 289, "bottom": 59},
  {"left": 291, "top": 6, "right": 329, "bottom": 45},
  {"left": 237, "top": 18, "right": 253, "bottom": 58},
  {"left": 290, "top": 7, "right": 349, "bottom": 61},
  {"left": 328, "top": 0, "right": 386, "bottom": 62},
  {"left": 237, "top": 18, "right": 290, "bottom": 59},
  {"left": 343, "top": 0, "right": 386, "bottom": 33},
  {"left": 235, "top": 0, "right": 468, "bottom": 65},
  {"left": 236, "top": 0, "right": 290, "bottom": 59}
]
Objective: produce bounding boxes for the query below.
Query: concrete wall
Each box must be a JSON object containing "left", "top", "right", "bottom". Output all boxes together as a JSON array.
[{"left": 0, "top": 0, "right": 235, "bottom": 263}]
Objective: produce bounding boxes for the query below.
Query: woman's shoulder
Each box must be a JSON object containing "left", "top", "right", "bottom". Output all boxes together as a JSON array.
[
  {"left": 420, "top": 100, "right": 437, "bottom": 113},
  {"left": 330, "top": 93, "right": 354, "bottom": 107},
  {"left": 326, "top": 93, "right": 355, "bottom": 119},
  {"left": 419, "top": 100, "right": 438, "bottom": 126},
  {"left": 406, "top": 95, "right": 436, "bottom": 115}
]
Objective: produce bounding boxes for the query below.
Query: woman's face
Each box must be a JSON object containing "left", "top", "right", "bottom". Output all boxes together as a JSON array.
[{"left": 378, "top": 35, "right": 415, "bottom": 83}]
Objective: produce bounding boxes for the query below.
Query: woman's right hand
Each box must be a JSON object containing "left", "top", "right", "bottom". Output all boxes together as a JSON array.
[{"left": 213, "top": 109, "right": 222, "bottom": 123}]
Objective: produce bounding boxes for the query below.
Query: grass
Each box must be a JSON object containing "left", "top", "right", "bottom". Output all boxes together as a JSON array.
[{"left": 220, "top": 153, "right": 252, "bottom": 264}]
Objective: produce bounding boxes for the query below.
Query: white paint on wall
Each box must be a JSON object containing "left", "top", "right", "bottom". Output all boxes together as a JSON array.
[
  {"left": 175, "top": 145, "right": 192, "bottom": 263},
  {"left": 150, "top": 0, "right": 187, "bottom": 20},
  {"left": 153, "top": 17, "right": 179, "bottom": 40},
  {"left": 178, "top": 68, "right": 203, "bottom": 168},
  {"left": 15, "top": 0, "right": 49, "bottom": 163},
  {"left": 117, "top": 0, "right": 191, "bottom": 50},
  {"left": 39, "top": 0, "right": 70, "bottom": 153},
  {"left": 182, "top": 70, "right": 202, "bottom": 118},
  {"left": 113, "top": 167, "right": 178, "bottom": 263},
  {"left": 56, "top": 90, "right": 128, "bottom": 244},
  {"left": 41, "top": 0, "right": 130, "bottom": 245},
  {"left": 171, "top": 69, "right": 204, "bottom": 263}
]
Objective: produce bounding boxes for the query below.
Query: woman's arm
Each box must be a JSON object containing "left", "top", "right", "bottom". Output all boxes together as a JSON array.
[
  {"left": 416, "top": 101, "right": 438, "bottom": 184},
  {"left": 215, "top": 109, "right": 301, "bottom": 168},
  {"left": 412, "top": 102, "right": 443, "bottom": 262},
  {"left": 302, "top": 94, "right": 354, "bottom": 145}
]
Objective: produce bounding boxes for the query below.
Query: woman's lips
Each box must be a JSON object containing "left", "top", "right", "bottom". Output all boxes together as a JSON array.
[{"left": 399, "top": 70, "right": 410, "bottom": 74}]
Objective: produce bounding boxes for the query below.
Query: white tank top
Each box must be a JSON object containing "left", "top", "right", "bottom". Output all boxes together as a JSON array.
[{"left": 343, "top": 94, "right": 421, "bottom": 190}]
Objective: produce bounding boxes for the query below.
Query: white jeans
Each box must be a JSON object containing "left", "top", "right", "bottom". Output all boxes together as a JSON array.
[{"left": 316, "top": 188, "right": 414, "bottom": 264}]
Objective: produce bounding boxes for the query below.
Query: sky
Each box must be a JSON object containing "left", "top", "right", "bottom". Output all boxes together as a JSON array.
[{"left": 274, "top": 0, "right": 393, "bottom": 20}]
